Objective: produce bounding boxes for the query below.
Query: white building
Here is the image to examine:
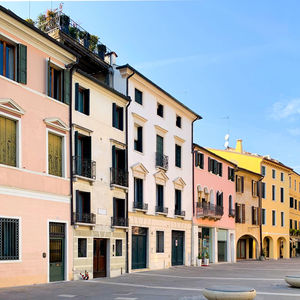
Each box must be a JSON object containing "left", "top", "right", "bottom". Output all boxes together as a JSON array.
[{"left": 113, "top": 63, "right": 201, "bottom": 271}]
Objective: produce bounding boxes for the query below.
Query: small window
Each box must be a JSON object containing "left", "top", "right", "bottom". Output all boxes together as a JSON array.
[
  {"left": 48, "top": 132, "right": 63, "bottom": 177},
  {"left": 295, "top": 220, "right": 298, "bottom": 230},
  {"left": 116, "top": 239, "right": 122, "bottom": 256},
  {"left": 236, "top": 176, "right": 244, "bottom": 193},
  {"left": 262, "top": 182, "right": 266, "bottom": 199},
  {"left": 176, "top": 115, "right": 181, "bottom": 128},
  {"left": 156, "top": 184, "right": 164, "bottom": 208},
  {"left": 290, "top": 219, "right": 293, "bottom": 229},
  {"left": 0, "top": 217, "right": 19, "bottom": 260},
  {"left": 134, "top": 125, "right": 143, "bottom": 152},
  {"left": 262, "top": 208, "right": 266, "bottom": 225},
  {"left": 78, "top": 238, "right": 87, "bottom": 257},
  {"left": 175, "top": 144, "right": 181, "bottom": 168},
  {"left": 49, "top": 66, "right": 63, "bottom": 101},
  {"left": 156, "top": 231, "right": 164, "bottom": 253},
  {"left": 157, "top": 103, "right": 164, "bottom": 117},
  {"left": 195, "top": 152, "right": 204, "bottom": 169},
  {"left": 261, "top": 166, "right": 266, "bottom": 176},
  {"left": 272, "top": 185, "right": 275, "bottom": 201},
  {"left": 134, "top": 178, "right": 143, "bottom": 204},
  {"left": 228, "top": 167, "right": 235, "bottom": 182},
  {"left": 272, "top": 210, "right": 276, "bottom": 226},
  {"left": 280, "top": 187, "right": 284, "bottom": 203},
  {"left": 290, "top": 197, "right": 294, "bottom": 208},
  {"left": 112, "top": 103, "right": 123, "bottom": 131},
  {"left": 135, "top": 88, "right": 143, "bottom": 105},
  {"left": 280, "top": 172, "right": 284, "bottom": 182},
  {"left": 75, "top": 83, "right": 90, "bottom": 115},
  {"left": 281, "top": 212, "right": 284, "bottom": 227},
  {"left": 272, "top": 169, "right": 276, "bottom": 179},
  {"left": 295, "top": 200, "right": 298, "bottom": 210}
]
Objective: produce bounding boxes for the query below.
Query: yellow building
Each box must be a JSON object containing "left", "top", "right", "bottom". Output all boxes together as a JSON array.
[
  {"left": 289, "top": 171, "right": 300, "bottom": 257},
  {"left": 235, "top": 167, "right": 263, "bottom": 260},
  {"left": 210, "top": 140, "right": 292, "bottom": 259}
]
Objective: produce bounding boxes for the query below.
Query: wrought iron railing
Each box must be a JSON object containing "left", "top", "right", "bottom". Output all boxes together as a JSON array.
[
  {"left": 73, "top": 156, "right": 96, "bottom": 180},
  {"left": 155, "top": 206, "right": 168, "bottom": 214},
  {"left": 111, "top": 217, "right": 128, "bottom": 227},
  {"left": 110, "top": 168, "right": 128, "bottom": 187},
  {"left": 133, "top": 202, "right": 148, "bottom": 211},
  {"left": 156, "top": 152, "right": 168, "bottom": 170},
  {"left": 196, "top": 202, "right": 224, "bottom": 218},
  {"left": 229, "top": 208, "right": 235, "bottom": 217},
  {"left": 175, "top": 209, "right": 185, "bottom": 217},
  {"left": 73, "top": 212, "right": 96, "bottom": 224}
]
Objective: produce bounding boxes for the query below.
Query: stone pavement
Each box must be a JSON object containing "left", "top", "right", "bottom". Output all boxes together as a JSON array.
[{"left": 1, "top": 258, "right": 300, "bottom": 299}]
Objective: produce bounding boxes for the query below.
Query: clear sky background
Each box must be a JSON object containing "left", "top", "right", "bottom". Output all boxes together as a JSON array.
[{"left": 2, "top": 0, "right": 300, "bottom": 172}]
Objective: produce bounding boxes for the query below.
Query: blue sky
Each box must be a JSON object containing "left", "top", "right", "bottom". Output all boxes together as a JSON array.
[{"left": 3, "top": 0, "right": 300, "bottom": 172}]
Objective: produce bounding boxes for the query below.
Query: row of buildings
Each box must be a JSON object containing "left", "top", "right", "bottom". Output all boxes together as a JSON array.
[{"left": 0, "top": 6, "right": 299, "bottom": 288}]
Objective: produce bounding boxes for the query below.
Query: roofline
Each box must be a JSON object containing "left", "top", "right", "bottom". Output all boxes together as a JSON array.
[
  {"left": 263, "top": 157, "right": 293, "bottom": 172},
  {"left": 76, "top": 69, "right": 130, "bottom": 102},
  {"left": 193, "top": 143, "right": 237, "bottom": 167},
  {"left": 236, "top": 166, "right": 264, "bottom": 178},
  {"left": 0, "top": 5, "right": 79, "bottom": 58},
  {"left": 117, "top": 64, "right": 202, "bottom": 120}
]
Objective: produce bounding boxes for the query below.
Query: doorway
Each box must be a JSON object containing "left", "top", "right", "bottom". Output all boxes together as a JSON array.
[
  {"left": 172, "top": 231, "right": 184, "bottom": 266},
  {"left": 93, "top": 238, "right": 107, "bottom": 277}
]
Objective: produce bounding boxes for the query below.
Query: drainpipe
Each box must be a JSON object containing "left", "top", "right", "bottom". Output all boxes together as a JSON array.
[
  {"left": 66, "top": 59, "right": 79, "bottom": 226},
  {"left": 125, "top": 70, "right": 135, "bottom": 273},
  {"left": 258, "top": 177, "right": 263, "bottom": 257}
]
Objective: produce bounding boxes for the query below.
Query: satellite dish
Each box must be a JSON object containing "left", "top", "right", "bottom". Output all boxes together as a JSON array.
[
  {"left": 225, "top": 134, "right": 230, "bottom": 141},
  {"left": 224, "top": 141, "right": 229, "bottom": 148}
]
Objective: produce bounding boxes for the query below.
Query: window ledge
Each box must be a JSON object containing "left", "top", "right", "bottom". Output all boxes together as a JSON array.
[
  {"left": 73, "top": 175, "right": 95, "bottom": 185},
  {"left": 133, "top": 208, "right": 148, "bottom": 213},
  {"left": 111, "top": 225, "right": 129, "bottom": 229},
  {"left": 156, "top": 212, "right": 168, "bottom": 216},
  {"left": 110, "top": 184, "right": 128, "bottom": 191},
  {"left": 0, "top": 259, "right": 22, "bottom": 264},
  {"left": 74, "top": 223, "right": 95, "bottom": 229}
]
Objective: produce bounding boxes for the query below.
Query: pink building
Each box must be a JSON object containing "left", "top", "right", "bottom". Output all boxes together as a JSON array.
[
  {"left": 0, "top": 6, "right": 77, "bottom": 287},
  {"left": 192, "top": 144, "right": 236, "bottom": 264}
]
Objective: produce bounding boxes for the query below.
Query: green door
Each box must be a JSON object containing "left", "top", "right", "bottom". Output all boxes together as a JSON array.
[
  {"left": 132, "top": 227, "right": 147, "bottom": 269},
  {"left": 49, "top": 223, "right": 65, "bottom": 282},
  {"left": 172, "top": 231, "right": 184, "bottom": 266}
]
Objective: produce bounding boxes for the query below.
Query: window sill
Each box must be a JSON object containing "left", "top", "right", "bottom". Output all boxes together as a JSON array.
[
  {"left": 111, "top": 225, "right": 128, "bottom": 229},
  {"left": 73, "top": 175, "right": 95, "bottom": 184},
  {"left": 74, "top": 223, "right": 95, "bottom": 229},
  {"left": 156, "top": 212, "right": 168, "bottom": 216},
  {"left": 133, "top": 208, "right": 148, "bottom": 213},
  {"left": 0, "top": 259, "right": 22, "bottom": 264},
  {"left": 110, "top": 183, "right": 128, "bottom": 191}
]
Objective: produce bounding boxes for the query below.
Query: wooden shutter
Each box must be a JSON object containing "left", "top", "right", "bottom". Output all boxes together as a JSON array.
[
  {"left": 208, "top": 157, "right": 211, "bottom": 171},
  {"left": 257, "top": 181, "right": 260, "bottom": 197},
  {"left": 119, "top": 107, "right": 124, "bottom": 131},
  {"left": 219, "top": 163, "right": 222, "bottom": 176},
  {"left": 241, "top": 176, "right": 244, "bottom": 193},
  {"left": 235, "top": 203, "right": 238, "bottom": 222},
  {"left": 75, "top": 83, "right": 79, "bottom": 110},
  {"left": 47, "top": 59, "right": 51, "bottom": 96},
  {"left": 242, "top": 204, "right": 245, "bottom": 223},
  {"left": 17, "top": 44, "right": 27, "bottom": 84},
  {"left": 235, "top": 175, "right": 238, "bottom": 191},
  {"left": 48, "top": 133, "right": 62, "bottom": 177},
  {"left": 200, "top": 153, "right": 204, "bottom": 168},
  {"left": 0, "top": 116, "right": 16, "bottom": 167},
  {"left": 228, "top": 167, "right": 230, "bottom": 180},
  {"left": 195, "top": 152, "right": 199, "bottom": 167},
  {"left": 112, "top": 103, "right": 116, "bottom": 127},
  {"left": 252, "top": 206, "right": 255, "bottom": 224},
  {"left": 112, "top": 145, "right": 116, "bottom": 169},
  {"left": 63, "top": 69, "right": 70, "bottom": 104},
  {"left": 85, "top": 89, "right": 90, "bottom": 115}
]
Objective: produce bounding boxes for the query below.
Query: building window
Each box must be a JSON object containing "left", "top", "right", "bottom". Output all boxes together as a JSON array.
[
  {"left": 281, "top": 172, "right": 284, "bottom": 182},
  {"left": 228, "top": 167, "right": 235, "bottom": 181},
  {"left": 156, "top": 231, "right": 164, "bottom": 253},
  {"left": 135, "top": 88, "right": 143, "bottom": 105},
  {"left": 295, "top": 220, "right": 298, "bottom": 230},
  {"left": 112, "top": 103, "right": 123, "bottom": 131},
  {"left": 280, "top": 187, "right": 284, "bottom": 203},
  {"left": 252, "top": 181, "right": 258, "bottom": 197},
  {"left": 116, "top": 239, "right": 122, "bottom": 256},
  {"left": 175, "top": 144, "right": 181, "bottom": 168},
  {"left": 208, "top": 157, "right": 222, "bottom": 176},
  {"left": 281, "top": 212, "right": 284, "bottom": 227},
  {"left": 272, "top": 185, "right": 275, "bottom": 201},
  {"left": 112, "top": 198, "right": 126, "bottom": 227},
  {"left": 195, "top": 152, "right": 204, "bottom": 169},
  {"left": 0, "top": 115, "right": 17, "bottom": 167},
  {"left": 78, "top": 238, "right": 87, "bottom": 257},
  {"left": 134, "top": 125, "right": 143, "bottom": 152},
  {"left": 272, "top": 169, "right": 276, "bottom": 179},
  {"left": 175, "top": 189, "right": 182, "bottom": 215},
  {"left": 236, "top": 175, "right": 244, "bottom": 193},
  {"left": 289, "top": 176, "right": 291, "bottom": 188},
  {"left": 262, "top": 182, "right": 266, "bottom": 199},
  {"left": 295, "top": 180, "right": 297, "bottom": 191},
  {"left": 48, "top": 132, "right": 63, "bottom": 177},
  {"left": 290, "top": 219, "right": 293, "bottom": 229},
  {"left": 156, "top": 184, "right": 164, "bottom": 208},
  {"left": 75, "top": 191, "right": 91, "bottom": 224},
  {"left": 134, "top": 178, "right": 143, "bottom": 205},
  {"left": 290, "top": 197, "right": 294, "bottom": 208},
  {"left": 176, "top": 115, "right": 181, "bottom": 128},
  {"left": 48, "top": 65, "right": 64, "bottom": 101},
  {"left": 252, "top": 207, "right": 259, "bottom": 225},
  {"left": 157, "top": 103, "right": 164, "bottom": 117},
  {"left": 262, "top": 208, "right": 266, "bottom": 225},
  {"left": 261, "top": 166, "right": 266, "bottom": 176},
  {"left": 272, "top": 210, "right": 276, "bottom": 226},
  {"left": 216, "top": 191, "right": 223, "bottom": 207},
  {"left": 0, "top": 217, "right": 19, "bottom": 260},
  {"left": 295, "top": 200, "right": 298, "bottom": 210},
  {"left": 75, "top": 83, "right": 90, "bottom": 115},
  {"left": 235, "top": 203, "right": 245, "bottom": 223}
]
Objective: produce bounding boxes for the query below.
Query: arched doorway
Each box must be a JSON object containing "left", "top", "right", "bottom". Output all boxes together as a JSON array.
[
  {"left": 263, "top": 236, "right": 273, "bottom": 258},
  {"left": 237, "top": 235, "right": 258, "bottom": 260},
  {"left": 277, "top": 237, "right": 287, "bottom": 259}
]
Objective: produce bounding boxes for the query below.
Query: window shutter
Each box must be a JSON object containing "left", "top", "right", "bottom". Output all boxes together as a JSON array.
[
  {"left": 47, "top": 59, "right": 51, "bottom": 96},
  {"left": 219, "top": 163, "right": 222, "bottom": 176},
  {"left": 251, "top": 180, "right": 254, "bottom": 196},
  {"left": 200, "top": 153, "right": 204, "bottom": 168},
  {"left": 252, "top": 206, "right": 254, "bottom": 224},
  {"left": 241, "top": 176, "right": 244, "bottom": 193},
  {"left": 195, "top": 152, "right": 199, "bottom": 167},
  {"left": 257, "top": 181, "right": 260, "bottom": 197},
  {"left": 228, "top": 167, "right": 230, "bottom": 180},
  {"left": 242, "top": 204, "right": 245, "bottom": 223},
  {"left": 137, "top": 126, "right": 143, "bottom": 152},
  {"left": 17, "top": 44, "right": 27, "bottom": 84},
  {"left": 235, "top": 175, "right": 238, "bottom": 191},
  {"left": 63, "top": 69, "right": 70, "bottom": 104},
  {"left": 75, "top": 190, "right": 80, "bottom": 214},
  {"left": 85, "top": 89, "right": 90, "bottom": 115},
  {"left": 235, "top": 203, "right": 238, "bottom": 222},
  {"left": 208, "top": 157, "right": 211, "bottom": 171},
  {"left": 112, "top": 103, "right": 116, "bottom": 127},
  {"left": 75, "top": 83, "right": 79, "bottom": 110},
  {"left": 112, "top": 145, "right": 116, "bottom": 169},
  {"left": 119, "top": 107, "right": 124, "bottom": 131}
]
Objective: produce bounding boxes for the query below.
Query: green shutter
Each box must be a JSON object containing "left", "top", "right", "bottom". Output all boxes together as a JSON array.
[
  {"left": 17, "top": 44, "right": 27, "bottom": 84},
  {"left": 47, "top": 59, "right": 51, "bottom": 96},
  {"left": 112, "top": 103, "right": 116, "bottom": 127},
  {"left": 85, "top": 89, "right": 90, "bottom": 115},
  {"left": 75, "top": 83, "right": 79, "bottom": 110},
  {"left": 63, "top": 69, "right": 70, "bottom": 104}
]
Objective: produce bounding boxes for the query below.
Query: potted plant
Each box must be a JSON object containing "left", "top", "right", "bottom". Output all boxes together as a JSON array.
[
  {"left": 69, "top": 26, "right": 79, "bottom": 39},
  {"left": 203, "top": 252, "right": 209, "bottom": 266},
  {"left": 97, "top": 44, "right": 107, "bottom": 59},
  {"left": 197, "top": 254, "right": 202, "bottom": 267},
  {"left": 89, "top": 35, "right": 99, "bottom": 52},
  {"left": 60, "top": 14, "right": 70, "bottom": 34},
  {"left": 78, "top": 30, "right": 86, "bottom": 45}
]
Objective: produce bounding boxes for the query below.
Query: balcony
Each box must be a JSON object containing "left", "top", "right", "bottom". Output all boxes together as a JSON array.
[
  {"left": 73, "top": 212, "right": 96, "bottom": 224},
  {"left": 111, "top": 217, "right": 128, "bottom": 227},
  {"left": 133, "top": 202, "right": 148, "bottom": 211},
  {"left": 229, "top": 208, "right": 235, "bottom": 218},
  {"left": 73, "top": 156, "right": 96, "bottom": 180},
  {"left": 156, "top": 152, "right": 169, "bottom": 170},
  {"left": 156, "top": 206, "right": 168, "bottom": 215},
  {"left": 175, "top": 209, "right": 186, "bottom": 217},
  {"left": 110, "top": 168, "right": 128, "bottom": 188},
  {"left": 196, "top": 202, "right": 224, "bottom": 220}
]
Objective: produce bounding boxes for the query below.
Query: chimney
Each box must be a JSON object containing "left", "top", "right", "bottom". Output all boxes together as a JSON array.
[
  {"left": 236, "top": 139, "right": 243, "bottom": 153},
  {"left": 105, "top": 51, "right": 118, "bottom": 66}
]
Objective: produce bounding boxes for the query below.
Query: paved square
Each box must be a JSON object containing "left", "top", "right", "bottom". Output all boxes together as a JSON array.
[{"left": 1, "top": 258, "right": 300, "bottom": 299}]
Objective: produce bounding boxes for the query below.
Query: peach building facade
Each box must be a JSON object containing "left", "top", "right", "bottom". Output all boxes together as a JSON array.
[
  {"left": 0, "top": 7, "right": 76, "bottom": 287},
  {"left": 192, "top": 145, "right": 236, "bottom": 264}
]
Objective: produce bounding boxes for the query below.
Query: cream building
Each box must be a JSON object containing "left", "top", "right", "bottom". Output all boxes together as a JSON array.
[{"left": 114, "top": 64, "right": 200, "bottom": 271}]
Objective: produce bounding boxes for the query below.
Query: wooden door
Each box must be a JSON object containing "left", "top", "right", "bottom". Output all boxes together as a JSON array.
[
  {"left": 93, "top": 238, "right": 107, "bottom": 278},
  {"left": 172, "top": 231, "right": 184, "bottom": 266},
  {"left": 132, "top": 227, "right": 147, "bottom": 269}
]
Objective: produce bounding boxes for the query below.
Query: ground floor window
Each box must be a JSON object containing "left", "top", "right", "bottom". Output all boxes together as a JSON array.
[
  {"left": 116, "top": 239, "right": 122, "bottom": 256},
  {"left": 217, "top": 229, "right": 228, "bottom": 262},
  {"left": 78, "top": 238, "right": 87, "bottom": 257},
  {"left": 156, "top": 231, "right": 164, "bottom": 253},
  {"left": 198, "top": 227, "right": 211, "bottom": 261},
  {"left": 0, "top": 218, "right": 19, "bottom": 260}
]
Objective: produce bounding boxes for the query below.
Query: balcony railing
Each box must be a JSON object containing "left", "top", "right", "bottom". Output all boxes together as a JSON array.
[
  {"left": 73, "top": 212, "right": 96, "bottom": 224},
  {"left": 229, "top": 208, "right": 235, "bottom": 218},
  {"left": 196, "top": 202, "right": 224, "bottom": 219},
  {"left": 110, "top": 168, "right": 128, "bottom": 187},
  {"left": 175, "top": 209, "right": 186, "bottom": 217},
  {"left": 73, "top": 156, "right": 96, "bottom": 180},
  {"left": 155, "top": 152, "right": 169, "bottom": 170},
  {"left": 133, "top": 202, "right": 148, "bottom": 211},
  {"left": 111, "top": 217, "right": 128, "bottom": 227},
  {"left": 156, "top": 206, "right": 168, "bottom": 214}
]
